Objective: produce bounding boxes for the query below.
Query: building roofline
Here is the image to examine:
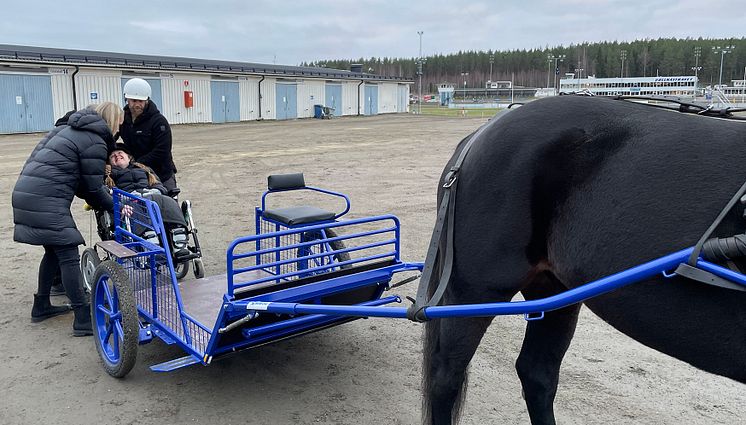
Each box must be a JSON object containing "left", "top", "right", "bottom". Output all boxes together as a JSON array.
[{"left": 0, "top": 44, "right": 412, "bottom": 83}]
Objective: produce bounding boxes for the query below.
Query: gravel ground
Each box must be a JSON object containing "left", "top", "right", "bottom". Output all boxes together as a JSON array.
[{"left": 0, "top": 113, "right": 743, "bottom": 424}]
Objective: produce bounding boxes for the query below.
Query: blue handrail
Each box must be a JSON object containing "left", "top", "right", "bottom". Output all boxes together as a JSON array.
[{"left": 226, "top": 215, "right": 401, "bottom": 297}]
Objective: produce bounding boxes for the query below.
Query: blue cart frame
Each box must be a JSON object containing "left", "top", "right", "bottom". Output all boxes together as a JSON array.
[
  {"left": 90, "top": 187, "right": 422, "bottom": 376},
  {"left": 90, "top": 184, "right": 746, "bottom": 378}
]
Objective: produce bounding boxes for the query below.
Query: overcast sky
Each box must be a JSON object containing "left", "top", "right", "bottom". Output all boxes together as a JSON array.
[{"left": 3, "top": 0, "right": 744, "bottom": 66}]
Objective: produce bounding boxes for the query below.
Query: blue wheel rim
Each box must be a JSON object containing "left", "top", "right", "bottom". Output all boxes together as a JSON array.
[{"left": 93, "top": 273, "right": 124, "bottom": 366}]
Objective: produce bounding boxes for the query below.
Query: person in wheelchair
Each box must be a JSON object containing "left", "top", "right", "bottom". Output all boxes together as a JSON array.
[{"left": 97, "top": 144, "right": 203, "bottom": 279}]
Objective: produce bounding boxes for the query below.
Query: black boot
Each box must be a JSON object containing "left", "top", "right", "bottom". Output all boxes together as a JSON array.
[
  {"left": 50, "top": 283, "right": 66, "bottom": 296},
  {"left": 72, "top": 304, "right": 93, "bottom": 337},
  {"left": 31, "top": 294, "right": 71, "bottom": 322}
]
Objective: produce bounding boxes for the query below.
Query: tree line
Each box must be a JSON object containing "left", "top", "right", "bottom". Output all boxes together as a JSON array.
[{"left": 303, "top": 38, "right": 746, "bottom": 93}]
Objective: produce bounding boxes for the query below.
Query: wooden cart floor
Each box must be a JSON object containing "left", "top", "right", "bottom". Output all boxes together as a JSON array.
[{"left": 177, "top": 270, "right": 270, "bottom": 328}]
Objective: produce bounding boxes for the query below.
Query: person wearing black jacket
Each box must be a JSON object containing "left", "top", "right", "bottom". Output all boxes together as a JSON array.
[
  {"left": 106, "top": 143, "right": 167, "bottom": 195},
  {"left": 12, "top": 102, "right": 122, "bottom": 336},
  {"left": 48, "top": 109, "right": 77, "bottom": 296},
  {"left": 120, "top": 78, "right": 177, "bottom": 193},
  {"left": 105, "top": 143, "right": 186, "bottom": 228}
]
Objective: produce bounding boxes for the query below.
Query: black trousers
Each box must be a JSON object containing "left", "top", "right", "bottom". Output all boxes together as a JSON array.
[
  {"left": 161, "top": 174, "right": 177, "bottom": 193},
  {"left": 38, "top": 245, "right": 87, "bottom": 307}
]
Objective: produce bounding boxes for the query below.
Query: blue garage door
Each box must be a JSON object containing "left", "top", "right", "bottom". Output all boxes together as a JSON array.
[
  {"left": 364, "top": 84, "right": 378, "bottom": 115},
  {"left": 210, "top": 81, "right": 240, "bottom": 124},
  {"left": 276, "top": 83, "right": 298, "bottom": 120},
  {"left": 324, "top": 84, "right": 342, "bottom": 117},
  {"left": 0, "top": 74, "right": 54, "bottom": 134},
  {"left": 121, "top": 78, "right": 162, "bottom": 110}
]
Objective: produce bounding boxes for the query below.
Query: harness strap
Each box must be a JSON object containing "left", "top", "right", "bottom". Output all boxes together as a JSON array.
[
  {"left": 407, "top": 110, "right": 513, "bottom": 322},
  {"left": 687, "top": 179, "right": 746, "bottom": 266}
]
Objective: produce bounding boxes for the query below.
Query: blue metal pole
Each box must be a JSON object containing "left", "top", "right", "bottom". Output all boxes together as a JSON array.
[
  {"left": 245, "top": 248, "right": 693, "bottom": 320},
  {"left": 696, "top": 259, "right": 746, "bottom": 288}
]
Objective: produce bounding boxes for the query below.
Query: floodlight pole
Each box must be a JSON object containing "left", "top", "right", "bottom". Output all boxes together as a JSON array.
[
  {"left": 547, "top": 54, "right": 565, "bottom": 92},
  {"left": 692, "top": 46, "right": 702, "bottom": 96},
  {"left": 487, "top": 54, "right": 494, "bottom": 101},
  {"left": 713, "top": 45, "right": 735, "bottom": 88},
  {"left": 417, "top": 31, "right": 424, "bottom": 114}
]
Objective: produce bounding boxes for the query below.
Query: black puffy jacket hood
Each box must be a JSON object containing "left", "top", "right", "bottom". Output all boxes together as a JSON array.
[{"left": 68, "top": 108, "right": 117, "bottom": 153}]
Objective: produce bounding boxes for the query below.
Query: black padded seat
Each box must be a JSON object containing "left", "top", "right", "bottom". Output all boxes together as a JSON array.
[{"left": 263, "top": 206, "right": 335, "bottom": 226}]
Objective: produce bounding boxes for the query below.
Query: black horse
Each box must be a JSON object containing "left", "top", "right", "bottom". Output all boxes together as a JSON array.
[{"left": 422, "top": 95, "right": 746, "bottom": 424}]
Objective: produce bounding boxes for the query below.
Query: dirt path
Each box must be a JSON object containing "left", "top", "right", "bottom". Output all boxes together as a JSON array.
[{"left": 0, "top": 114, "right": 743, "bottom": 424}]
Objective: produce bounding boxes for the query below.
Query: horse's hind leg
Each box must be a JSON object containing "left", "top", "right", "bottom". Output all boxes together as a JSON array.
[
  {"left": 424, "top": 315, "right": 494, "bottom": 425},
  {"left": 515, "top": 271, "right": 581, "bottom": 425}
]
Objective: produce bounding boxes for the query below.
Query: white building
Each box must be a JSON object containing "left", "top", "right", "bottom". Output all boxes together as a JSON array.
[
  {"left": 0, "top": 45, "right": 411, "bottom": 134},
  {"left": 558, "top": 75, "right": 697, "bottom": 97}
]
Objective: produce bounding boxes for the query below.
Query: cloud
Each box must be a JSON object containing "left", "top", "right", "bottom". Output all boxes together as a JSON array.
[
  {"left": 128, "top": 20, "right": 210, "bottom": 37},
  {"left": 0, "top": 0, "right": 743, "bottom": 65}
]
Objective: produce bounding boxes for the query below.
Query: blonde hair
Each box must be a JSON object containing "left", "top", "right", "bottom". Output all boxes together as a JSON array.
[{"left": 90, "top": 102, "right": 124, "bottom": 135}]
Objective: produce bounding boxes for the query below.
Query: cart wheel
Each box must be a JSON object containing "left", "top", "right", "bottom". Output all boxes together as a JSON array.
[
  {"left": 300, "top": 228, "right": 350, "bottom": 268},
  {"left": 80, "top": 247, "right": 101, "bottom": 293},
  {"left": 193, "top": 258, "right": 205, "bottom": 279},
  {"left": 174, "top": 261, "right": 189, "bottom": 280},
  {"left": 91, "top": 260, "right": 138, "bottom": 378},
  {"left": 324, "top": 228, "right": 351, "bottom": 266}
]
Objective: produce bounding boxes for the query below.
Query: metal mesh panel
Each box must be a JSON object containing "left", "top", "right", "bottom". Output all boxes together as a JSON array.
[
  {"left": 114, "top": 190, "right": 211, "bottom": 355},
  {"left": 125, "top": 256, "right": 210, "bottom": 355},
  {"left": 257, "top": 218, "right": 343, "bottom": 279},
  {"left": 258, "top": 219, "right": 303, "bottom": 277}
]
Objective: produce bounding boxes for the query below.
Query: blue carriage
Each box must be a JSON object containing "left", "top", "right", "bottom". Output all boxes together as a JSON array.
[
  {"left": 90, "top": 173, "right": 422, "bottom": 377},
  {"left": 92, "top": 170, "right": 746, "bottom": 378}
]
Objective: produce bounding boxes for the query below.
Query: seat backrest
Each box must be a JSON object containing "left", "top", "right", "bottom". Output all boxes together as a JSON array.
[{"left": 268, "top": 173, "right": 305, "bottom": 191}]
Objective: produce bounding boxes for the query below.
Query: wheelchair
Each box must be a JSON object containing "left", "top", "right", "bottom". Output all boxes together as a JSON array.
[{"left": 81, "top": 189, "right": 204, "bottom": 291}]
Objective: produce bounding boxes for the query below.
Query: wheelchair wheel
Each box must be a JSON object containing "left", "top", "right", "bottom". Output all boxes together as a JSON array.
[
  {"left": 91, "top": 260, "right": 138, "bottom": 378},
  {"left": 81, "top": 248, "right": 101, "bottom": 292},
  {"left": 193, "top": 258, "right": 205, "bottom": 279},
  {"left": 175, "top": 261, "right": 189, "bottom": 280}
]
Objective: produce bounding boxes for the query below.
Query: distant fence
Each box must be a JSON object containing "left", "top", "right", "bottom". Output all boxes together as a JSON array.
[{"left": 448, "top": 103, "right": 512, "bottom": 109}]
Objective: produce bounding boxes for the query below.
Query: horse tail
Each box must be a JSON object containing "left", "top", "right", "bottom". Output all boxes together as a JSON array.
[
  {"left": 422, "top": 134, "right": 474, "bottom": 424},
  {"left": 421, "top": 247, "right": 443, "bottom": 424},
  {"left": 421, "top": 248, "right": 470, "bottom": 424}
]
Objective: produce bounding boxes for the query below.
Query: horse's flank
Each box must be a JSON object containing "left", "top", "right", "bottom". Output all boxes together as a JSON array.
[{"left": 423, "top": 95, "right": 746, "bottom": 424}]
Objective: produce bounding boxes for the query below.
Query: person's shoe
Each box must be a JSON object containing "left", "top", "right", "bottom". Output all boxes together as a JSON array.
[
  {"left": 50, "top": 283, "right": 66, "bottom": 296},
  {"left": 31, "top": 294, "right": 71, "bottom": 322},
  {"left": 72, "top": 304, "right": 93, "bottom": 337}
]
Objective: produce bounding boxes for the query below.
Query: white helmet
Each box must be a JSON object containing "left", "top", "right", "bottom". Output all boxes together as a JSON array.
[{"left": 123, "top": 78, "right": 151, "bottom": 100}]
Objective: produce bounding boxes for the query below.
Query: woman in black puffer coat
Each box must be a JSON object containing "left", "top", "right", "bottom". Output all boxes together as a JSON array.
[{"left": 12, "top": 102, "right": 123, "bottom": 336}]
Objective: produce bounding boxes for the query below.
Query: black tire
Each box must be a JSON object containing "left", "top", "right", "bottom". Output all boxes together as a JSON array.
[
  {"left": 80, "top": 247, "right": 101, "bottom": 293},
  {"left": 193, "top": 258, "right": 205, "bottom": 279},
  {"left": 174, "top": 261, "right": 189, "bottom": 280},
  {"left": 324, "top": 228, "right": 351, "bottom": 266},
  {"left": 91, "top": 260, "right": 139, "bottom": 378}
]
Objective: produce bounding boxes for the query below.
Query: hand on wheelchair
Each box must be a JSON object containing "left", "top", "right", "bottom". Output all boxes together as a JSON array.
[
  {"left": 133, "top": 188, "right": 162, "bottom": 197},
  {"left": 121, "top": 204, "right": 134, "bottom": 217}
]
